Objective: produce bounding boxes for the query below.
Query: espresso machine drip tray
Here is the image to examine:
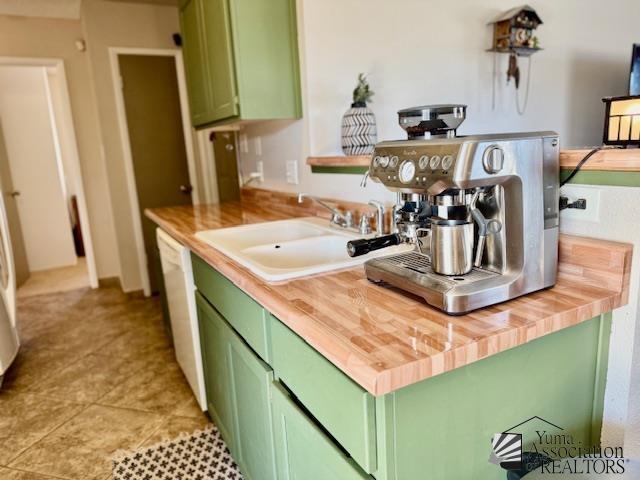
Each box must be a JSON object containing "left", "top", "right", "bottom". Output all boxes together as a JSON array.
[
  {"left": 365, "top": 251, "right": 502, "bottom": 313},
  {"left": 375, "top": 251, "right": 498, "bottom": 286}
]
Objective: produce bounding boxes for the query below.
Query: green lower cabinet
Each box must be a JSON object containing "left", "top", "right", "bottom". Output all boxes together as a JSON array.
[
  {"left": 228, "top": 332, "right": 277, "bottom": 480},
  {"left": 373, "top": 314, "right": 612, "bottom": 480},
  {"left": 197, "top": 290, "right": 277, "bottom": 480},
  {"left": 271, "top": 382, "right": 371, "bottom": 480},
  {"left": 196, "top": 291, "right": 235, "bottom": 447},
  {"left": 193, "top": 254, "right": 612, "bottom": 480}
]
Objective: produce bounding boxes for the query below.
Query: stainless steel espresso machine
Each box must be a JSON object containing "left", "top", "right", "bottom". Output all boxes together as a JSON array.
[{"left": 347, "top": 105, "right": 559, "bottom": 314}]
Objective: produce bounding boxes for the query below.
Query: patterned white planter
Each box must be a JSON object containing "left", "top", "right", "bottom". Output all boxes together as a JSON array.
[{"left": 341, "top": 104, "right": 377, "bottom": 156}]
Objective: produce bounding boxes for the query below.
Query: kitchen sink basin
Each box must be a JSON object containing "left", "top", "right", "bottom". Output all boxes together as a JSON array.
[{"left": 195, "top": 217, "right": 411, "bottom": 282}]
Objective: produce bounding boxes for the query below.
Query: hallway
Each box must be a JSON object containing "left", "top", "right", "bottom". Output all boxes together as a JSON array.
[{"left": 0, "top": 284, "right": 211, "bottom": 479}]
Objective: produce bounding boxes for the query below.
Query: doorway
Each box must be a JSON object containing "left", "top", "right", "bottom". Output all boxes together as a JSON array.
[
  {"left": 111, "top": 49, "right": 198, "bottom": 296},
  {"left": 0, "top": 61, "right": 97, "bottom": 297}
]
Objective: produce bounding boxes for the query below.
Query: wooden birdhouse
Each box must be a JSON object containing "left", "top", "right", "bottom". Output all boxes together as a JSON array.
[{"left": 490, "top": 5, "right": 542, "bottom": 55}]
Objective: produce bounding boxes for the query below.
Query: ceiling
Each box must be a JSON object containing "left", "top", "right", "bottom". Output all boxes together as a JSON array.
[
  {"left": 0, "top": 0, "right": 82, "bottom": 19},
  {"left": 0, "top": 0, "right": 178, "bottom": 20},
  {"left": 105, "top": 0, "right": 178, "bottom": 6}
]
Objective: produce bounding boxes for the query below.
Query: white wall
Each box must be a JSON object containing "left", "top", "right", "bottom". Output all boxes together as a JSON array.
[
  {"left": 239, "top": 0, "right": 640, "bottom": 203},
  {"left": 0, "top": 66, "right": 77, "bottom": 271}
]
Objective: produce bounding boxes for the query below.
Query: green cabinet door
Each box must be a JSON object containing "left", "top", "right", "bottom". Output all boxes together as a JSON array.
[
  {"left": 229, "top": 0, "right": 301, "bottom": 119},
  {"left": 180, "top": 0, "right": 214, "bottom": 125},
  {"left": 195, "top": 291, "right": 235, "bottom": 447},
  {"left": 200, "top": 0, "right": 238, "bottom": 122},
  {"left": 271, "top": 382, "right": 371, "bottom": 480},
  {"left": 228, "top": 333, "right": 277, "bottom": 480}
]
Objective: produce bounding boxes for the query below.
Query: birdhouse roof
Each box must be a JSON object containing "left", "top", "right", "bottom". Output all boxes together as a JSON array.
[{"left": 490, "top": 5, "right": 542, "bottom": 25}]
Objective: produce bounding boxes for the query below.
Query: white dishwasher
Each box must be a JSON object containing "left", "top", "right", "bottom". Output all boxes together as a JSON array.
[{"left": 156, "top": 228, "right": 207, "bottom": 410}]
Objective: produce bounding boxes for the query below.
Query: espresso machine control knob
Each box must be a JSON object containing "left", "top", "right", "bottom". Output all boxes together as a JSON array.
[
  {"left": 418, "top": 155, "right": 429, "bottom": 170},
  {"left": 483, "top": 145, "right": 504, "bottom": 174},
  {"left": 390, "top": 156, "right": 399, "bottom": 167}
]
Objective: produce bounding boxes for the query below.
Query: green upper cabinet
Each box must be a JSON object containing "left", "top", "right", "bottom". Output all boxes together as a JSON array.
[
  {"left": 200, "top": 0, "right": 239, "bottom": 121},
  {"left": 180, "top": 0, "right": 302, "bottom": 127},
  {"left": 179, "top": 0, "right": 213, "bottom": 125}
]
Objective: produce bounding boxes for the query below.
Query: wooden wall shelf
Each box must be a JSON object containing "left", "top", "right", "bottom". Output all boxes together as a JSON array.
[
  {"left": 307, "top": 148, "right": 640, "bottom": 174},
  {"left": 559, "top": 148, "right": 640, "bottom": 172},
  {"left": 307, "top": 155, "right": 370, "bottom": 167}
]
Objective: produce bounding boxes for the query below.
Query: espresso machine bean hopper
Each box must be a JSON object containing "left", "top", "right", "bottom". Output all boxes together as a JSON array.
[{"left": 347, "top": 104, "right": 560, "bottom": 314}]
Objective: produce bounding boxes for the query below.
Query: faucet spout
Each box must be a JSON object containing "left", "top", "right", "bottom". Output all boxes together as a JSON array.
[
  {"left": 368, "top": 200, "right": 386, "bottom": 236},
  {"left": 298, "top": 193, "right": 352, "bottom": 228}
]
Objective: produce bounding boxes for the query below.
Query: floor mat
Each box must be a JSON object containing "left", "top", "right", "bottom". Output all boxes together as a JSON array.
[{"left": 112, "top": 426, "right": 243, "bottom": 480}]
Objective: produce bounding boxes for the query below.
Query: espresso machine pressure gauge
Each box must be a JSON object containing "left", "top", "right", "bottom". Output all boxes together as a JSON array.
[{"left": 399, "top": 161, "right": 416, "bottom": 184}]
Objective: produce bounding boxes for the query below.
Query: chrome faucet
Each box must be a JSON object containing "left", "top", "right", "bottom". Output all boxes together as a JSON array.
[{"left": 298, "top": 193, "right": 355, "bottom": 229}]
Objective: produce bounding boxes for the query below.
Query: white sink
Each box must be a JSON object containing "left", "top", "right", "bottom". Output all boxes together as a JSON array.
[{"left": 195, "top": 217, "right": 411, "bottom": 282}]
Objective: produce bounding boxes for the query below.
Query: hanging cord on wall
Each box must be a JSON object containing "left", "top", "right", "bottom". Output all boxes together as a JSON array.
[
  {"left": 560, "top": 146, "right": 603, "bottom": 187},
  {"left": 561, "top": 145, "right": 625, "bottom": 186},
  {"left": 515, "top": 55, "right": 533, "bottom": 115}
]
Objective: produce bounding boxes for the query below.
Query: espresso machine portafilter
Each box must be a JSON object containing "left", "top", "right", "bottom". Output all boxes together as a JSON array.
[{"left": 347, "top": 104, "right": 560, "bottom": 314}]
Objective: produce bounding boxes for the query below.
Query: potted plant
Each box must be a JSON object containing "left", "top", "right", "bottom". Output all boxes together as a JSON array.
[{"left": 341, "top": 73, "right": 377, "bottom": 156}]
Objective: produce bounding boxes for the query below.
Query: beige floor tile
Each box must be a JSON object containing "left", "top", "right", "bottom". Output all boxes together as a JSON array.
[
  {"left": 18, "top": 258, "right": 90, "bottom": 298},
  {"left": 97, "top": 361, "right": 195, "bottom": 415},
  {"left": 139, "top": 414, "right": 213, "bottom": 447},
  {"left": 0, "top": 390, "right": 86, "bottom": 465},
  {"left": 9, "top": 404, "right": 165, "bottom": 480},
  {"left": 29, "top": 353, "right": 149, "bottom": 404},
  {"left": 0, "top": 346, "right": 83, "bottom": 394},
  {"left": 95, "top": 322, "right": 173, "bottom": 364},
  {"left": 0, "top": 466, "right": 63, "bottom": 479},
  {"left": 172, "top": 393, "right": 207, "bottom": 419}
]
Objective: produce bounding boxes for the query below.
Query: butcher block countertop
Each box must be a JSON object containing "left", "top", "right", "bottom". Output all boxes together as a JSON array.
[{"left": 146, "top": 189, "right": 633, "bottom": 396}]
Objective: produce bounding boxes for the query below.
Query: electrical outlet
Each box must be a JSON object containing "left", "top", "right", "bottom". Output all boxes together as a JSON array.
[
  {"left": 559, "top": 185, "right": 601, "bottom": 223},
  {"left": 256, "top": 161, "right": 264, "bottom": 182},
  {"left": 286, "top": 160, "right": 299, "bottom": 184},
  {"left": 239, "top": 134, "right": 249, "bottom": 154},
  {"left": 254, "top": 137, "right": 262, "bottom": 156}
]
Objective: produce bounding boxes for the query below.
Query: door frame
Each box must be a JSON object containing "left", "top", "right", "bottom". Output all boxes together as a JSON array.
[
  {"left": 109, "top": 47, "right": 198, "bottom": 296},
  {"left": 0, "top": 56, "right": 99, "bottom": 289}
]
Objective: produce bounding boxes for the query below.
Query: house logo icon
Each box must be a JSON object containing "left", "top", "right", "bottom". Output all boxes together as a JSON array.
[
  {"left": 489, "top": 432, "right": 523, "bottom": 470},
  {"left": 489, "top": 416, "right": 563, "bottom": 472}
]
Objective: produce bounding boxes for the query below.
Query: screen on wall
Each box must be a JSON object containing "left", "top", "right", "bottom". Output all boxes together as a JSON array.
[{"left": 631, "top": 44, "right": 640, "bottom": 95}]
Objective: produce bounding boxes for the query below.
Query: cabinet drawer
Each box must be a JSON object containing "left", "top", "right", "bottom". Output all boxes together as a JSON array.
[
  {"left": 271, "top": 382, "right": 371, "bottom": 480},
  {"left": 192, "top": 253, "right": 269, "bottom": 362},
  {"left": 270, "top": 317, "right": 376, "bottom": 473}
]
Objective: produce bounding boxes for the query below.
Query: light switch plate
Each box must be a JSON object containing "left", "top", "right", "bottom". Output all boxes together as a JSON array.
[
  {"left": 286, "top": 160, "right": 299, "bottom": 184},
  {"left": 559, "top": 185, "right": 601, "bottom": 223}
]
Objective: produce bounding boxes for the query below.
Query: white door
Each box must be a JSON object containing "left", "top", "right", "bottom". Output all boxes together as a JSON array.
[{"left": 0, "top": 66, "right": 76, "bottom": 272}]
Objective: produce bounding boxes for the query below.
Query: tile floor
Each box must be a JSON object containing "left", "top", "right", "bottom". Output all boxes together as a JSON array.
[
  {"left": 18, "top": 258, "right": 91, "bottom": 298},
  {"left": 0, "top": 284, "right": 212, "bottom": 479}
]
